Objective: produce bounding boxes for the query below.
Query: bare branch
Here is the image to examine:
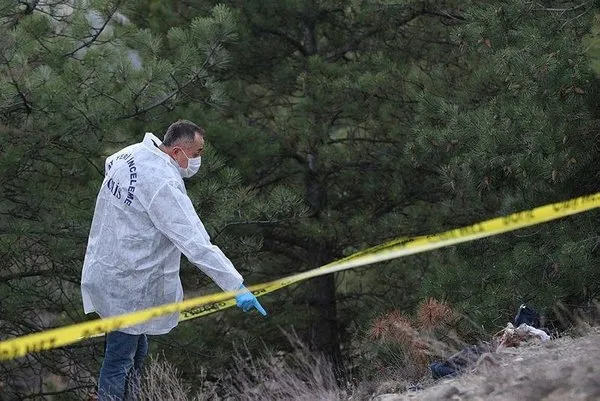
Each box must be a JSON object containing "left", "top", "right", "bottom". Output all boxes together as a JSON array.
[
  {"left": 19, "top": 384, "right": 96, "bottom": 400},
  {"left": 0, "top": 269, "right": 55, "bottom": 282}
]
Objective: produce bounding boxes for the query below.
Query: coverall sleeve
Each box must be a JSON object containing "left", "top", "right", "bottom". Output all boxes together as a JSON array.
[{"left": 147, "top": 180, "right": 243, "bottom": 291}]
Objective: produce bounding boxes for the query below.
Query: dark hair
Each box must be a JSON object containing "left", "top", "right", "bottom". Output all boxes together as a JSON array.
[{"left": 163, "top": 120, "right": 204, "bottom": 147}]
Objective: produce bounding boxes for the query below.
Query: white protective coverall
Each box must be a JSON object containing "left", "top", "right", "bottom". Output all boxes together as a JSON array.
[{"left": 81, "top": 133, "right": 243, "bottom": 335}]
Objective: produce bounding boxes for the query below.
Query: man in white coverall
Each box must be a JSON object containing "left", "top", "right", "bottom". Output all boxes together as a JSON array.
[{"left": 81, "top": 120, "right": 266, "bottom": 401}]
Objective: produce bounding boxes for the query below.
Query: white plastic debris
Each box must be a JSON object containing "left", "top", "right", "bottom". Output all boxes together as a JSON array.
[
  {"left": 496, "top": 322, "right": 551, "bottom": 350},
  {"left": 515, "top": 323, "right": 551, "bottom": 342}
]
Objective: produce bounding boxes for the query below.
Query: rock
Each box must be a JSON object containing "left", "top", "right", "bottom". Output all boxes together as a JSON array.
[{"left": 421, "top": 385, "right": 460, "bottom": 401}]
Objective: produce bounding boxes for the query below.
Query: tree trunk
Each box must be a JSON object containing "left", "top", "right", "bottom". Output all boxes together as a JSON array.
[
  {"left": 303, "top": 148, "right": 344, "bottom": 378},
  {"left": 305, "top": 273, "right": 344, "bottom": 378}
]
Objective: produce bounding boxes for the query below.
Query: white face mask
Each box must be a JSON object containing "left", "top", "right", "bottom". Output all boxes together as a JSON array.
[{"left": 176, "top": 149, "right": 202, "bottom": 178}]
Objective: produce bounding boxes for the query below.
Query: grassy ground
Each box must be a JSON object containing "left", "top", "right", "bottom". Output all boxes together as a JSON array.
[
  {"left": 135, "top": 326, "right": 600, "bottom": 401},
  {"left": 381, "top": 327, "right": 600, "bottom": 401}
]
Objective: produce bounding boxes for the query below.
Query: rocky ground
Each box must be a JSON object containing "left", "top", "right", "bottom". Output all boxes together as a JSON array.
[{"left": 373, "top": 327, "right": 600, "bottom": 401}]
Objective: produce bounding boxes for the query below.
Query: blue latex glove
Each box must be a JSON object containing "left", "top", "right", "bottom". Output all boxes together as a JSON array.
[{"left": 235, "top": 285, "right": 267, "bottom": 316}]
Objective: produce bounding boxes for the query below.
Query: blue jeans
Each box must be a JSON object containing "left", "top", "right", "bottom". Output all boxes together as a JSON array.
[{"left": 98, "top": 331, "right": 148, "bottom": 401}]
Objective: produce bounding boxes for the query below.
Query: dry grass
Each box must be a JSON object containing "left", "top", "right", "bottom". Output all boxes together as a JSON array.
[
  {"left": 222, "top": 332, "right": 346, "bottom": 401},
  {"left": 134, "top": 356, "right": 191, "bottom": 401},
  {"left": 134, "top": 329, "right": 600, "bottom": 401},
  {"left": 132, "top": 333, "right": 347, "bottom": 401}
]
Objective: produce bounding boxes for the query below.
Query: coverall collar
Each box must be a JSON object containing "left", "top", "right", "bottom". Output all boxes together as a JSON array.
[{"left": 142, "top": 132, "right": 173, "bottom": 164}]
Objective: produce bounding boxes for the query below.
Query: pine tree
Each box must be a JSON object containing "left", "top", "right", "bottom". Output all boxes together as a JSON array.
[
  {"left": 125, "top": 0, "right": 469, "bottom": 376},
  {"left": 124, "top": 0, "right": 600, "bottom": 387},
  {"left": 0, "top": 1, "right": 257, "bottom": 398},
  {"left": 408, "top": 0, "right": 600, "bottom": 330}
]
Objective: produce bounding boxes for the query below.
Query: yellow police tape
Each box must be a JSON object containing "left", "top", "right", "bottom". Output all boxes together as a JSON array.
[
  {"left": 179, "top": 234, "right": 413, "bottom": 322},
  {"left": 1, "top": 193, "right": 600, "bottom": 360}
]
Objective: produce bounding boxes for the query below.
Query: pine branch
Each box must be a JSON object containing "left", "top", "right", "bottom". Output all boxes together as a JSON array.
[
  {"left": 254, "top": 27, "right": 308, "bottom": 56},
  {"left": 4, "top": 1, "right": 38, "bottom": 28},
  {"left": 117, "top": 45, "right": 219, "bottom": 119},
  {"left": 325, "top": 28, "right": 381, "bottom": 61},
  {"left": 80, "top": 80, "right": 127, "bottom": 110},
  {"left": 559, "top": 5, "right": 593, "bottom": 30},
  {"left": 212, "top": 219, "right": 279, "bottom": 240},
  {"left": 18, "top": 0, "right": 38, "bottom": 15},
  {"left": 532, "top": 2, "right": 588, "bottom": 13},
  {"left": 326, "top": 137, "right": 403, "bottom": 146},
  {"left": 62, "top": 0, "right": 123, "bottom": 58},
  {"left": 423, "top": 8, "right": 466, "bottom": 21},
  {"left": 1, "top": 56, "right": 32, "bottom": 115},
  {"left": 261, "top": 234, "right": 311, "bottom": 264}
]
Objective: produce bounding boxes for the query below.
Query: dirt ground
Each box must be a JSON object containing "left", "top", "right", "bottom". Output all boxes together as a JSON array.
[{"left": 375, "top": 327, "right": 600, "bottom": 401}]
